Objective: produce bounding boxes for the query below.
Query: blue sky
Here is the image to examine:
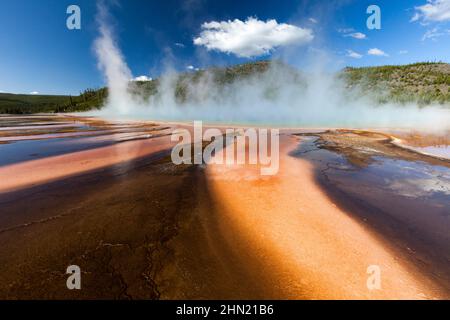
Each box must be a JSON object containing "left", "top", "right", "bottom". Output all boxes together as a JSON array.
[{"left": 0, "top": 0, "right": 449, "bottom": 95}]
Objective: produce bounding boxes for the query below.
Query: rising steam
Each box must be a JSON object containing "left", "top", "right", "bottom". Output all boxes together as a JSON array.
[
  {"left": 94, "top": 2, "right": 133, "bottom": 114},
  {"left": 92, "top": 3, "right": 450, "bottom": 132}
]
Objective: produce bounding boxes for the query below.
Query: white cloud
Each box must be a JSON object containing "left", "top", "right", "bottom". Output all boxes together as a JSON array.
[
  {"left": 337, "top": 28, "right": 354, "bottom": 33},
  {"left": 29, "top": 91, "right": 39, "bottom": 95},
  {"left": 186, "top": 65, "right": 200, "bottom": 71},
  {"left": 422, "top": 27, "right": 440, "bottom": 40},
  {"left": 411, "top": 13, "right": 421, "bottom": 22},
  {"left": 344, "top": 32, "right": 367, "bottom": 39},
  {"left": 346, "top": 49, "right": 363, "bottom": 59},
  {"left": 309, "top": 18, "right": 318, "bottom": 24},
  {"left": 412, "top": 0, "right": 450, "bottom": 22},
  {"left": 132, "top": 75, "right": 152, "bottom": 81},
  {"left": 175, "top": 42, "right": 185, "bottom": 48},
  {"left": 421, "top": 27, "right": 449, "bottom": 40},
  {"left": 193, "top": 17, "right": 314, "bottom": 58},
  {"left": 368, "top": 48, "right": 389, "bottom": 56},
  {"left": 398, "top": 50, "right": 408, "bottom": 54}
]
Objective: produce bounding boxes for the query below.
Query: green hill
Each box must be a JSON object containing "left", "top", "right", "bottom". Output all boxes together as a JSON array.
[
  {"left": 0, "top": 88, "right": 107, "bottom": 114},
  {"left": 342, "top": 62, "right": 450, "bottom": 105},
  {"left": 1, "top": 61, "right": 449, "bottom": 114}
]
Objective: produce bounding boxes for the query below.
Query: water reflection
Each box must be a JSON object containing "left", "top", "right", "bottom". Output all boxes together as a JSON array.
[
  {"left": 290, "top": 134, "right": 450, "bottom": 256},
  {"left": 0, "top": 115, "right": 170, "bottom": 166}
]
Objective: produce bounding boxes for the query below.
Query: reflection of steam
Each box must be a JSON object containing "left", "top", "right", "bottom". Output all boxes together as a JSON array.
[{"left": 93, "top": 3, "right": 450, "bottom": 132}]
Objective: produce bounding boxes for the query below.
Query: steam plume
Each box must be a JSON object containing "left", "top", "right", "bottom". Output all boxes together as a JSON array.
[
  {"left": 94, "top": 1, "right": 133, "bottom": 114},
  {"left": 92, "top": 2, "right": 450, "bottom": 132}
]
